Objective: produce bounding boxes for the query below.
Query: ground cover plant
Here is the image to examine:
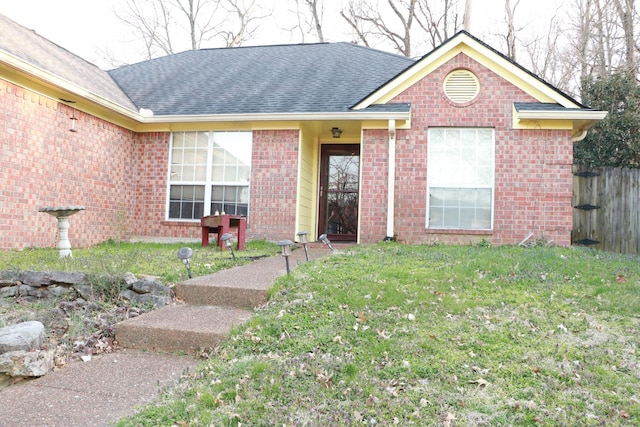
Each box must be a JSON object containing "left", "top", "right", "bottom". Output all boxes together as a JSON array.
[{"left": 118, "top": 243, "right": 640, "bottom": 426}]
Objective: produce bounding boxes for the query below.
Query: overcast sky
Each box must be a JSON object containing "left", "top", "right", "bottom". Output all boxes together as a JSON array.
[{"left": 0, "top": 0, "right": 561, "bottom": 69}]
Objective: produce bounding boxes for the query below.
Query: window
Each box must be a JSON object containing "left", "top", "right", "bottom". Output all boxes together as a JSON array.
[
  {"left": 168, "top": 131, "right": 252, "bottom": 220},
  {"left": 427, "top": 128, "right": 494, "bottom": 230}
]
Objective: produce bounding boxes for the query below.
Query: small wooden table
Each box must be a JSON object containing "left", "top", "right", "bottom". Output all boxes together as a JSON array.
[{"left": 200, "top": 214, "right": 247, "bottom": 250}]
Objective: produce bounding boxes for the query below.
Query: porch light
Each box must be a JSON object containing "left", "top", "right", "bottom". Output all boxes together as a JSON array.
[
  {"left": 176, "top": 247, "right": 193, "bottom": 279},
  {"left": 221, "top": 232, "right": 236, "bottom": 261},
  {"left": 318, "top": 233, "right": 335, "bottom": 252},
  {"left": 69, "top": 114, "right": 78, "bottom": 132},
  {"left": 277, "top": 239, "right": 294, "bottom": 275},
  {"left": 331, "top": 127, "right": 342, "bottom": 138},
  {"left": 297, "top": 231, "right": 310, "bottom": 261}
]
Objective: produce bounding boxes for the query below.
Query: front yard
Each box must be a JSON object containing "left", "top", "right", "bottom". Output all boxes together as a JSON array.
[{"left": 114, "top": 243, "right": 640, "bottom": 426}]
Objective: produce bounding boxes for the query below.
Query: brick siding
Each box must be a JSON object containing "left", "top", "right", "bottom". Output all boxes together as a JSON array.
[
  {"left": 1, "top": 51, "right": 575, "bottom": 250},
  {"left": 360, "top": 52, "right": 574, "bottom": 245},
  {"left": 0, "top": 80, "right": 137, "bottom": 249},
  {"left": 247, "top": 130, "right": 300, "bottom": 241}
]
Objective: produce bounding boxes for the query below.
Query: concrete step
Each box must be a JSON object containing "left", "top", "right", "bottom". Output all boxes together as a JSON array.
[
  {"left": 175, "top": 249, "right": 313, "bottom": 307},
  {"left": 115, "top": 304, "right": 252, "bottom": 355}
]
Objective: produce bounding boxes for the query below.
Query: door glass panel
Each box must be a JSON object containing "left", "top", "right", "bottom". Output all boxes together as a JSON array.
[{"left": 322, "top": 149, "right": 359, "bottom": 238}]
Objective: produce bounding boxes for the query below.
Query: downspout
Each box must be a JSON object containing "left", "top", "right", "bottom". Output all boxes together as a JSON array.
[{"left": 385, "top": 119, "right": 396, "bottom": 241}]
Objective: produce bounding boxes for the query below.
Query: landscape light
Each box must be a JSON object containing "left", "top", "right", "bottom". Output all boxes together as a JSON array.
[
  {"left": 176, "top": 247, "right": 193, "bottom": 279},
  {"left": 277, "top": 239, "right": 294, "bottom": 275},
  {"left": 220, "top": 232, "right": 236, "bottom": 261},
  {"left": 297, "top": 231, "right": 310, "bottom": 261},
  {"left": 318, "top": 233, "right": 335, "bottom": 252}
]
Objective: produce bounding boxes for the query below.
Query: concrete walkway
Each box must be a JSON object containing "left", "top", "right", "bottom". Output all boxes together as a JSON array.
[{"left": 0, "top": 245, "right": 335, "bottom": 427}]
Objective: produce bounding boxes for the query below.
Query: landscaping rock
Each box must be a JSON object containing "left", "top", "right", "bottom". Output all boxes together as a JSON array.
[
  {"left": 130, "top": 293, "right": 169, "bottom": 307},
  {"left": 18, "top": 271, "right": 49, "bottom": 287},
  {"left": 131, "top": 277, "right": 170, "bottom": 296},
  {"left": 123, "top": 272, "right": 137, "bottom": 288},
  {"left": 73, "top": 283, "right": 94, "bottom": 300},
  {"left": 0, "top": 286, "right": 16, "bottom": 298},
  {"left": 0, "top": 349, "right": 54, "bottom": 377},
  {"left": 0, "top": 270, "right": 19, "bottom": 287},
  {"left": 0, "top": 321, "right": 45, "bottom": 353},
  {"left": 48, "top": 271, "right": 86, "bottom": 286}
]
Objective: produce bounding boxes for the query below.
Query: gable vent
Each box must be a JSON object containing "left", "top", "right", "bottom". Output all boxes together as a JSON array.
[{"left": 443, "top": 69, "right": 480, "bottom": 104}]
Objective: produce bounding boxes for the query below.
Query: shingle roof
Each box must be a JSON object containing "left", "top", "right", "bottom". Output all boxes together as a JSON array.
[
  {"left": 0, "top": 14, "right": 136, "bottom": 110},
  {"left": 108, "top": 43, "right": 415, "bottom": 116},
  {"left": 514, "top": 102, "right": 590, "bottom": 112}
]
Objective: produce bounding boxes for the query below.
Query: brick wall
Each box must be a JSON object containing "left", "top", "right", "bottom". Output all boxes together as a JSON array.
[
  {"left": 130, "top": 132, "right": 201, "bottom": 240},
  {"left": 0, "top": 79, "right": 137, "bottom": 250},
  {"left": 363, "top": 53, "right": 574, "bottom": 246},
  {"left": 359, "top": 129, "right": 390, "bottom": 243},
  {"left": 247, "top": 130, "right": 299, "bottom": 241}
]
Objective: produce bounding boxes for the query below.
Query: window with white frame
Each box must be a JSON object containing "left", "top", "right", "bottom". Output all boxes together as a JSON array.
[
  {"left": 427, "top": 128, "right": 494, "bottom": 230},
  {"left": 168, "top": 131, "right": 252, "bottom": 220}
]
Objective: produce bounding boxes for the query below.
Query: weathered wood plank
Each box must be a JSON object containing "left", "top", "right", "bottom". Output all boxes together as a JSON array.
[{"left": 572, "top": 166, "right": 639, "bottom": 255}]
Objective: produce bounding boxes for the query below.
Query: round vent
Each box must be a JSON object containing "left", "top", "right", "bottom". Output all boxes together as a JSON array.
[{"left": 443, "top": 69, "right": 480, "bottom": 104}]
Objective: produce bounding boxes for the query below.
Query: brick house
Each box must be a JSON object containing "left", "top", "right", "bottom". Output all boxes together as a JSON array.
[{"left": 0, "top": 14, "right": 606, "bottom": 250}]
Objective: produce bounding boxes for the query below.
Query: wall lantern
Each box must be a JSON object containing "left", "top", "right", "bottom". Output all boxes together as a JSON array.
[
  {"left": 176, "top": 247, "right": 193, "bottom": 279},
  {"left": 296, "top": 231, "right": 310, "bottom": 261},
  {"left": 221, "top": 232, "right": 236, "bottom": 261},
  {"left": 69, "top": 109, "right": 78, "bottom": 132},
  {"left": 318, "top": 233, "right": 335, "bottom": 252},
  {"left": 277, "top": 239, "right": 294, "bottom": 275},
  {"left": 331, "top": 127, "right": 342, "bottom": 138}
]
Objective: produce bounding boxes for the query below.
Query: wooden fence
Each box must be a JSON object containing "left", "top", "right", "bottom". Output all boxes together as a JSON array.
[{"left": 572, "top": 166, "right": 640, "bottom": 254}]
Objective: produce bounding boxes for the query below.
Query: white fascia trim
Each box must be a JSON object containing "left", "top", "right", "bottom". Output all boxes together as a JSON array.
[
  {"left": 516, "top": 109, "right": 608, "bottom": 121},
  {"left": 0, "top": 51, "right": 140, "bottom": 119},
  {"left": 141, "top": 111, "right": 411, "bottom": 124}
]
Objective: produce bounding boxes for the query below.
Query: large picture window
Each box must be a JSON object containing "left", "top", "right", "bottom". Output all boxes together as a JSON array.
[
  {"left": 168, "top": 131, "right": 252, "bottom": 220},
  {"left": 427, "top": 128, "right": 494, "bottom": 230}
]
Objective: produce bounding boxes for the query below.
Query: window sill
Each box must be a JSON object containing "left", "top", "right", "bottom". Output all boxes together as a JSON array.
[
  {"left": 161, "top": 220, "right": 200, "bottom": 227},
  {"left": 426, "top": 228, "right": 493, "bottom": 235}
]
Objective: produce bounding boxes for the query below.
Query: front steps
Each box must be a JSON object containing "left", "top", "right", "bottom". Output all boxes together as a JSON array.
[
  {"left": 115, "top": 305, "right": 252, "bottom": 354},
  {"left": 115, "top": 247, "right": 329, "bottom": 355}
]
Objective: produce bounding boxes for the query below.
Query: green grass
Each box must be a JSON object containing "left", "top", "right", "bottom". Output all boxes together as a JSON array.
[
  {"left": 0, "top": 239, "right": 279, "bottom": 285},
  {"left": 114, "top": 243, "right": 640, "bottom": 426}
]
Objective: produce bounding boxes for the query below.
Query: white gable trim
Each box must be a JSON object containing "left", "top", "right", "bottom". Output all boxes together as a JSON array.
[{"left": 353, "top": 32, "right": 583, "bottom": 111}]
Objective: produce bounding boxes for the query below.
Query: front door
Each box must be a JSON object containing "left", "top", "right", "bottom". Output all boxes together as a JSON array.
[{"left": 318, "top": 144, "right": 360, "bottom": 242}]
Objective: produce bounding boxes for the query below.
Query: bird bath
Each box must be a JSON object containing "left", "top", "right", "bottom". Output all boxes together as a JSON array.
[{"left": 38, "top": 206, "right": 85, "bottom": 258}]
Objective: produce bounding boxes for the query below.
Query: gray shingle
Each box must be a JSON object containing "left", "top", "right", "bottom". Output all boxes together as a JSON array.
[
  {"left": 108, "top": 43, "right": 415, "bottom": 116},
  {"left": 514, "top": 102, "right": 589, "bottom": 112},
  {"left": 0, "top": 14, "right": 136, "bottom": 110}
]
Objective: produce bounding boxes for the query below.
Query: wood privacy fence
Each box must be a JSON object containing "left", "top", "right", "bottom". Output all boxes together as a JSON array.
[{"left": 572, "top": 166, "right": 640, "bottom": 254}]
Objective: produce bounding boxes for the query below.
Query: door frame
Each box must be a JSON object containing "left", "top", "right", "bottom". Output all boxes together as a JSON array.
[{"left": 317, "top": 143, "right": 360, "bottom": 242}]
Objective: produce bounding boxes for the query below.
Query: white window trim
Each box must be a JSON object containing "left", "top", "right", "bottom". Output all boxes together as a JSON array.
[
  {"left": 165, "top": 131, "right": 252, "bottom": 221},
  {"left": 426, "top": 127, "right": 495, "bottom": 231}
]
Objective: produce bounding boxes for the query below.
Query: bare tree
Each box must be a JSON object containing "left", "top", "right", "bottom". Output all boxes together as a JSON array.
[
  {"left": 414, "top": 0, "right": 463, "bottom": 47},
  {"left": 218, "top": 0, "right": 268, "bottom": 47},
  {"left": 611, "top": 0, "right": 636, "bottom": 72},
  {"left": 288, "top": 0, "right": 326, "bottom": 43},
  {"left": 340, "top": 0, "right": 418, "bottom": 57},
  {"left": 114, "top": 0, "right": 270, "bottom": 61},
  {"left": 503, "top": 0, "right": 521, "bottom": 60},
  {"left": 462, "top": 0, "right": 473, "bottom": 32}
]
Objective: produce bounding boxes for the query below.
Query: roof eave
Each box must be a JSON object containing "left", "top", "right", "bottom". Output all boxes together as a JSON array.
[
  {"left": 138, "top": 110, "right": 412, "bottom": 124},
  {"left": 515, "top": 109, "right": 608, "bottom": 141},
  {"left": 516, "top": 110, "right": 608, "bottom": 121},
  {"left": 0, "top": 50, "right": 141, "bottom": 122}
]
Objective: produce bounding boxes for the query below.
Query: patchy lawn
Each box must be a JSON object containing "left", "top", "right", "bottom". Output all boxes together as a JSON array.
[{"left": 117, "top": 243, "right": 640, "bottom": 426}]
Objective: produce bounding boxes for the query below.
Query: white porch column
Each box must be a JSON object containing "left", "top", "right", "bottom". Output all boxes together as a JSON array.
[{"left": 386, "top": 119, "right": 396, "bottom": 240}]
